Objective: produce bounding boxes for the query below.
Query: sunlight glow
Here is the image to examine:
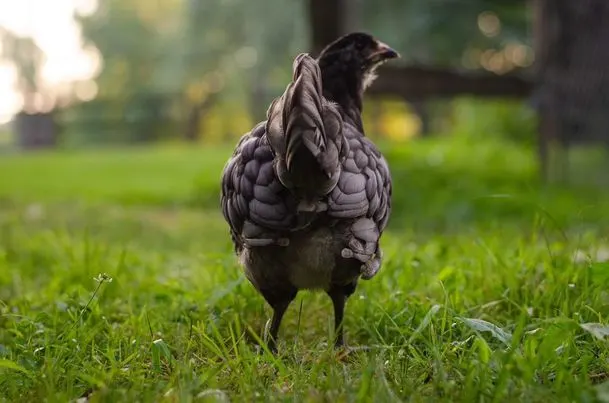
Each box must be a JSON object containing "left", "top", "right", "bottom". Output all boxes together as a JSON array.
[
  {"left": 0, "top": 62, "right": 21, "bottom": 123},
  {"left": 0, "top": 0, "right": 99, "bottom": 121},
  {"left": 478, "top": 11, "right": 501, "bottom": 38}
]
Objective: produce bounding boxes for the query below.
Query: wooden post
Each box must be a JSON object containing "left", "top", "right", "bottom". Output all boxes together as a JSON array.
[{"left": 308, "top": 0, "right": 346, "bottom": 55}]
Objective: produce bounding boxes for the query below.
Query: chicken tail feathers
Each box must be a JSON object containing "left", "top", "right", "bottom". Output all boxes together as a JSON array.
[{"left": 266, "top": 53, "right": 348, "bottom": 206}]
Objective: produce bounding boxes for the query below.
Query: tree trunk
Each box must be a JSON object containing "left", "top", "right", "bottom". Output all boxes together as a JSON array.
[
  {"left": 184, "top": 94, "right": 218, "bottom": 142},
  {"left": 532, "top": 0, "right": 609, "bottom": 183},
  {"left": 532, "top": 0, "right": 553, "bottom": 182},
  {"left": 308, "top": 0, "right": 346, "bottom": 55}
]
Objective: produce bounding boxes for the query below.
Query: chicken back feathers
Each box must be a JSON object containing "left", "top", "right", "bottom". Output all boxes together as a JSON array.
[
  {"left": 266, "top": 54, "right": 348, "bottom": 209},
  {"left": 220, "top": 53, "right": 392, "bottom": 283}
]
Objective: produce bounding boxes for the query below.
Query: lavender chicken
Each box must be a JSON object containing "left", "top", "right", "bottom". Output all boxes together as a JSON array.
[{"left": 220, "top": 32, "right": 399, "bottom": 352}]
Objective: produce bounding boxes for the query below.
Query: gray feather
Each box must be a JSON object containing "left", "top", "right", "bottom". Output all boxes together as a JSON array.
[{"left": 220, "top": 52, "right": 392, "bottom": 283}]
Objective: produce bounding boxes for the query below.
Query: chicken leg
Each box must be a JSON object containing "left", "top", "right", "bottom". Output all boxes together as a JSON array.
[
  {"left": 327, "top": 282, "right": 357, "bottom": 348},
  {"left": 261, "top": 287, "right": 297, "bottom": 353}
]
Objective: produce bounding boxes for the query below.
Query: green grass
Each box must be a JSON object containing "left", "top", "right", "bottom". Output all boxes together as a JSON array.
[{"left": 1, "top": 137, "right": 609, "bottom": 402}]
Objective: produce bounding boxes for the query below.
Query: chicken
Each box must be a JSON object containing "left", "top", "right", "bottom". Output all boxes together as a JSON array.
[{"left": 220, "top": 32, "right": 399, "bottom": 352}]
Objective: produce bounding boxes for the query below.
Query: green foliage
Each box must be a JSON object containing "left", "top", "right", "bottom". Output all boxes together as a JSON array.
[
  {"left": 60, "top": 0, "right": 533, "bottom": 145},
  {"left": 1, "top": 138, "right": 609, "bottom": 401},
  {"left": 62, "top": 94, "right": 178, "bottom": 146},
  {"left": 362, "top": 0, "right": 530, "bottom": 67},
  {"left": 71, "top": 0, "right": 184, "bottom": 143},
  {"left": 446, "top": 97, "right": 538, "bottom": 146},
  {"left": 69, "top": 0, "right": 309, "bottom": 144}
]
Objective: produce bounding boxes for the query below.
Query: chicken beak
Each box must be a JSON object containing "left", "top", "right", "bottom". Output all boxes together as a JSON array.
[{"left": 371, "top": 40, "right": 400, "bottom": 60}]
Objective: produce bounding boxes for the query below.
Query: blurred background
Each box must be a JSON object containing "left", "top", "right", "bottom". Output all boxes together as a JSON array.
[
  {"left": 0, "top": 0, "right": 608, "bottom": 225},
  {"left": 4, "top": 0, "right": 532, "bottom": 147},
  {"left": 3, "top": 4, "right": 609, "bottom": 399}
]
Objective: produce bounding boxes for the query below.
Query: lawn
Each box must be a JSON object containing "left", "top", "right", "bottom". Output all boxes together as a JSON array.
[{"left": 1, "top": 137, "right": 609, "bottom": 402}]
